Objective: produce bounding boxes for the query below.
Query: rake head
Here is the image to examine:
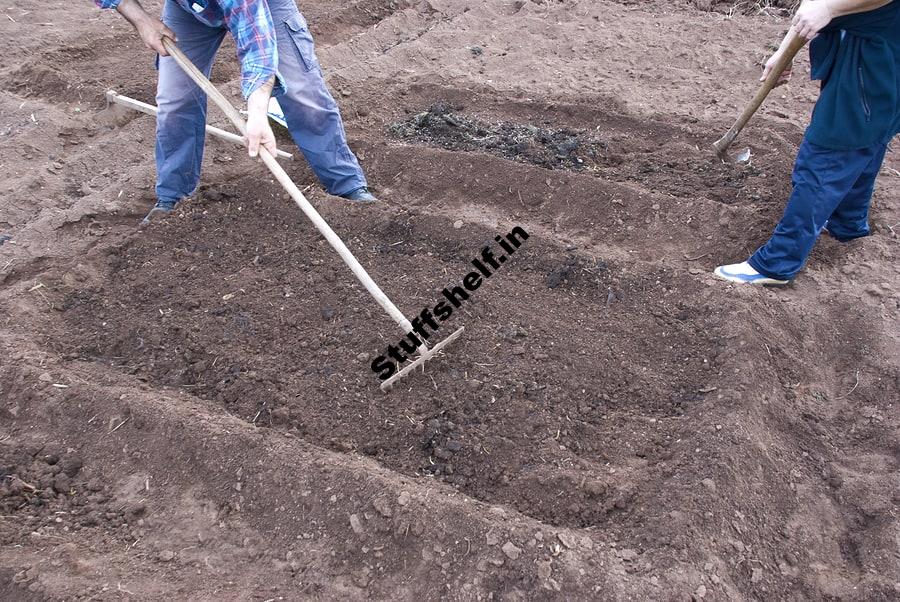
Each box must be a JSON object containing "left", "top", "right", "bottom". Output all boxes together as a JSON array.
[{"left": 380, "top": 327, "right": 466, "bottom": 392}]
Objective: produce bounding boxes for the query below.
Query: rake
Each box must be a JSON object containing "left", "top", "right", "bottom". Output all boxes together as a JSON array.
[
  {"left": 106, "top": 90, "right": 295, "bottom": 161},
  {"left": 152, "top": 37, "right": 464, "bottom": 391}
]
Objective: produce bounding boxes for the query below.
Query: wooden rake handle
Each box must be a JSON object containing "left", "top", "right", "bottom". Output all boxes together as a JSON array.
[
  {"left": 159, "top": 37, "right": 420, "bottom": 342},
  {"left": 106, "top": 90, "right": 294, "bottom": 160},
  {"left": 713, "top": 30, "right": 808, "bottom": 158}
]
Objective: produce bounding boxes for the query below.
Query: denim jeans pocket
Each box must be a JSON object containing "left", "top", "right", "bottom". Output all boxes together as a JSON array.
[{"left": 284, "top": 15, "right": 319, "bottom": 72}]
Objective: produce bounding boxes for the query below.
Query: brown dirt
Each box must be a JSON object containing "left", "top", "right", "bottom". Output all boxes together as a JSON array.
[{"left": 1, "top": 0, "right": 898, "bottom": 600}]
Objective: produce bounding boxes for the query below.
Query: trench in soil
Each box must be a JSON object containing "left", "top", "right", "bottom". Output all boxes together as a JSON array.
[
  {"left": 20, "top": 82, "right": 896, "bottom": 542},
  {"left": 40, "top": 91, "right": 783, "bottom": 532},
  {"left": 54, "top": 190, "right": 729, "bottom": 530}
]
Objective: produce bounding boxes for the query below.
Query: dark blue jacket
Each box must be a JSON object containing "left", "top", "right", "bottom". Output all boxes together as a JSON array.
[{"left": 806, "top": 1, "right": 900, "bottom": 149}]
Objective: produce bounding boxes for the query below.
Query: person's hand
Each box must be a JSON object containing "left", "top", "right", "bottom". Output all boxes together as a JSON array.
[
  {"left": 116, "top": 0, "right": 176, "bottom": 56},
  {"left": 246, "top": 77, "right": 277, "bottom": 158},
  {"left": 245, "top": 106, "right": 277, "bottom": 158},
  {"left": 135, "top": 15, "right": 177, "bottom": 56},
  {"left": 761, "top": 51, "right": 793, "bottom": 87},
  {"left": 793, "top": 0, "right": 834, "bottom": 40}
]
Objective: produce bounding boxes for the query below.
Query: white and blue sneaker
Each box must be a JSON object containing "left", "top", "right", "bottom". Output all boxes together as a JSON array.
[{"left": 713, "top": 262, "right": 789, "bottom": 286}]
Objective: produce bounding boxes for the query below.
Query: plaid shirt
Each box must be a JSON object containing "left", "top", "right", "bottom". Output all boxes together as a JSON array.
[{"left": 95, "top": 0, "right": 282, "bottom": 99}]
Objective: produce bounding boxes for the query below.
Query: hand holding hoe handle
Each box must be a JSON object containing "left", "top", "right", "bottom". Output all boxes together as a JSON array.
[{"left": 713, "top": 30, "right": 808, "bottom": 159}]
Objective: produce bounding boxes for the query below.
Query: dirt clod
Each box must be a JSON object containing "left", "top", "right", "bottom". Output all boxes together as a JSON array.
[
  {"left": 157, "top": 550, "right": 175, "bottom": 563},
  {"left": 501, "top": 541, "right": 522, "bottom": 560}
]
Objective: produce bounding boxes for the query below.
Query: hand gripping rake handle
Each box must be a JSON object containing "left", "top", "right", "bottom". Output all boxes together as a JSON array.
[{"left": 106, "top": 90, "right": 294, "bottom": 160}]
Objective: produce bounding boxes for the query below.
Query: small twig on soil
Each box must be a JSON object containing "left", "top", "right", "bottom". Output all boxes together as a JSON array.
[
  {"left": 35, "top": 289, "right": 53, "bottom": 308},
  {"left": 684, "top": 251, "right": 710, "bottom": 261},
  {"left": 883, "top": 167, "right": 900, "bottom": 177},
  {"left": 764, "top": 343, "right": 772, "bottom": 357},
  {"left": 117, "top": 583, "right": 135, "bottom": 596},
  {"left": 107, "top": 416, "right": 131, "bottom": 435},
  {"left": 842, "top": 370, "right": 860, "bottom": 398},
  {"left": 17, "top": 479, "right": 37, "bottom": 492}
]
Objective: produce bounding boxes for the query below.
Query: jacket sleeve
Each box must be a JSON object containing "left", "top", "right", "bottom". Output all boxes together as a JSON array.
[
  {"left": 821, "top": 0, "right": 898, "bottom": 32},
  {"left": 219, "top": 0, "right": 285, "bottom": 99}
]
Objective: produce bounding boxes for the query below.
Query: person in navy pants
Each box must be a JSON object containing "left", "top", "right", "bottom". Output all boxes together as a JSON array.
[{"left": 715, "top": 0, "right": 899, "bottom": 285}]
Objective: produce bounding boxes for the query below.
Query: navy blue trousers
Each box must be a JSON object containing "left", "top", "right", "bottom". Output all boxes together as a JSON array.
[{"left": 749, "top": 136, "right": 888, "bottom": 281}]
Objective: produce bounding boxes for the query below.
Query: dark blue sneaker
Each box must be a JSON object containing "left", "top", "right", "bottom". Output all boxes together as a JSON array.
[
  {"left": 823, "top": 223, "right": 868, "bottom": 243},
  {"left": 140, "top": 200, "right": 179, "bottom": 227},
  {"left": 341, "top": 187, "right": 377, "bottom": 203}
]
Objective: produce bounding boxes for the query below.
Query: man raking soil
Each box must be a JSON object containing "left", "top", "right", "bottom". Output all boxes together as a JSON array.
[
  {"left": 95, "top": 0, "right": 378, "bottom": 225},
  {"left": 96, "top": 0, "right": 465, "bottom": 388}
]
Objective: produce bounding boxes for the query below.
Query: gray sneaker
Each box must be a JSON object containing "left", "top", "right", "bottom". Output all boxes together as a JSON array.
[
  {"left": 341, "top": 187, "right": 377, "bottom": 203},
  {"left": 140, "top": 200, "right": 179, "bottom": 227}
]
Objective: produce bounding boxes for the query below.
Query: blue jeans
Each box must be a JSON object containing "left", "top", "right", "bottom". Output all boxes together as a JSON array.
[
  {"left": 749, "top": 136, "right": 888, "bottom": 281},
  {"left": 155, "top": 0, "right": 367, "bottom": 206}
]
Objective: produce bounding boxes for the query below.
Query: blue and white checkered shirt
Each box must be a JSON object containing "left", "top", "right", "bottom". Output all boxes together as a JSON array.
[{"left": 95, "top": 0, "right": 282, "bottom": 99}]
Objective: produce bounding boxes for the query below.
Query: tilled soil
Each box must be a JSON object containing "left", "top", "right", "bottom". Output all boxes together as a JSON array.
[
  {"left": 390, "top": 101, "right": 612, "bottom": 171},
  {"left": 1, "top": 0, "right": 898, "bottom": 600}
]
